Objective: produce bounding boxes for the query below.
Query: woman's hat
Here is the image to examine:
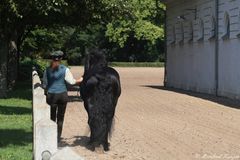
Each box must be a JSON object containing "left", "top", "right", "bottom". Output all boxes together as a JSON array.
[{"left": 51, "top": 50, "right": 64, "bottom": 61}]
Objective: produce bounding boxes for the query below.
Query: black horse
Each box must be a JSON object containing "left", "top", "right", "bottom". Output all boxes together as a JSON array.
[{"left": 80, "top": 49, "right": 121, "bottom": 151}]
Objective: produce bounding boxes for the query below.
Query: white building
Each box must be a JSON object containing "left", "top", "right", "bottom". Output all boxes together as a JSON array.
[{"left": 163, "top": 0, "right": 240, "bottom": 99}]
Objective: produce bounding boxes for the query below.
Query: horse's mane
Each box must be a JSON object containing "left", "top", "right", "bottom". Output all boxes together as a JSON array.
[
  {"left": 84, "top": 48, "right": 107, "bottom": 74},
  {"left": 80, "top": 48, "right": 121, "bottom": 151}
]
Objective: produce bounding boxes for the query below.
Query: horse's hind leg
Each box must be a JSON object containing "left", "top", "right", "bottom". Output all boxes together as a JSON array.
[
  {"left": 103, "top": 128, "right": 109, "bottom": 151},
  {"left": 103, "top": 115, "right": 114, "bottom": 151}
]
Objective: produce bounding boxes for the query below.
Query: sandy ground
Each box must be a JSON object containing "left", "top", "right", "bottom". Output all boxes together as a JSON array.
[{"left": 61, "top": 67, "right": 240, "bottom": 160}]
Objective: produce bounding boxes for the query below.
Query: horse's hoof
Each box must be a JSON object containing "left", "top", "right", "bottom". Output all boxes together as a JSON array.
[
  {"left": 95, "top": 145, "right": 104, "bottom": 154},
  {"left": 86, "top": 141, "right": 95, "bottom": 151},
  {"left": 104, "top": 143, "right": 110, "bottom": 151}
]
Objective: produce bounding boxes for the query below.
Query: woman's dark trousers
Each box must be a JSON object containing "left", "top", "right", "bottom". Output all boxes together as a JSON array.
[{"left": 47, "top": 92, "right": 68, "bottom": 142}]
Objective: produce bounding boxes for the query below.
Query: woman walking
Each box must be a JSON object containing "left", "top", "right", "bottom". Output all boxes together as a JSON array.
[{"left": 42, "top": 51, "right": 82, "bottom": 142}]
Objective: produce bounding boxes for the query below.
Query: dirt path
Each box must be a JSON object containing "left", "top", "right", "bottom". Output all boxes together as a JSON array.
[{"left": 61, "top": 67, "right": 240, "bottom": 160}]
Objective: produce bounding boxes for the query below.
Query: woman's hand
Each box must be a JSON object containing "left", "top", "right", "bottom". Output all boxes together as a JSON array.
[{"left": 76, "top": 77, "right": 83, "bottom": 84}]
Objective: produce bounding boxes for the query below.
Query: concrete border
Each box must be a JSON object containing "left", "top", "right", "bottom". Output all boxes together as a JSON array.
[{"left": 32, "top": 71, "right": 84, "bottom": 160}]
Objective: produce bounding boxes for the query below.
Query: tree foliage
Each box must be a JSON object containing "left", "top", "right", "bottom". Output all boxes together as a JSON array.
[
  {"left": 105, "top": 0, "right": 165, "bottom": 47},
  {"left": 1, "top": 0, "right": 165, "bottom": 63},
  {"left": 22, "top": 24, "right": 108, "bottom": 64},
  {"left": 22, "top": 27, "right": 74, "bottom": 57},
  {"left": 0, "top": 0, "right": 67, "bottom": 33}
]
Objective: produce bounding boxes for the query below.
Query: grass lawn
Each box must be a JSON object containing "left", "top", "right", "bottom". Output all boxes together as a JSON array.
[{"left": 0, "top": 82, "right": 32, "bottom": 160}]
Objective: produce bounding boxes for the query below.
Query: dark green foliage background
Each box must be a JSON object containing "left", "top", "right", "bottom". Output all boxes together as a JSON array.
[{"left": 18, "top": 0, "right": 165, "bottom": 65}]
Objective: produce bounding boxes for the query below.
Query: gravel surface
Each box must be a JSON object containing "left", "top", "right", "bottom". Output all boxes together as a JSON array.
[{"left": 61, "top": 67, "right": 240, "bottom": 160}]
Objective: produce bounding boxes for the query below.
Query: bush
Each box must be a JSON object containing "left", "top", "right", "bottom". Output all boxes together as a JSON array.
[
  {"left": 19, "top": 58, "right": 68, "bottom": 80},
  {"left": 66, "top": 47, "right": 83, "bottom": 65},
  {"left": 19, "top": 58, "right": 48, "bottom": 80}
]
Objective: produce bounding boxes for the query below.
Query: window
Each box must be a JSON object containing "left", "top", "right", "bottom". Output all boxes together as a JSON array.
[
  {"left": 197, "top": 18, "right": 204, "bottom": 41},
  {"left": 208, "top": 16, "right": 216, "bottom": 40},
  {"left": 184, "top": 21, "right": 193, "bottom": 42},
  {"left": 236, "top": 11, "right": 240, "bottom": 38},
  {"left": 170, "top": 25, "right": 176, "bottom": 44},
  {"left": 175, "top": 22, "right": 184, "bottom": 44},
  {"left": 222, "top": 12, "right": 230, "bottom": 39}
]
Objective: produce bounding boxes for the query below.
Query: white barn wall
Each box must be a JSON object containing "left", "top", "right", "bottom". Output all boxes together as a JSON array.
[
  {"left": 218, "top": 0, "right": 240, "bottom": 99},
  {"left": 166, "top": 0, "right": 216, "bottom": 94},
  {"left": 218, "top": 40, "right": 240, "bottom": 99}
]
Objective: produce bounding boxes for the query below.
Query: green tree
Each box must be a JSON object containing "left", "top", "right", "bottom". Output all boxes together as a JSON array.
[
  {"left": 0, "top": 0, "right": 109, "bottom": 62},
  {"left": 0, "top": 0, "right": 68, "bottom": 82},
  {"left": 1, "top": 0, "right": 166, "bottom": 76},
  {"left": 22, "top": 26, "right": 75, "bottom": 58},
  {"left": 105, "top": 0, "right": 165, "bottom": 47}
]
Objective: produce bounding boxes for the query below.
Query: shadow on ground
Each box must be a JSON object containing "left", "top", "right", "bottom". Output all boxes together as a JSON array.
[
  {"left": 60, "top": 136, "right": 94, "bottom": 151},
  {"left": 7, "top": 82, "right": 32, "bottom": 100},
  {"left": 67, "top": 85, "right": 80, "bottom": 92},
  {"left": 68, "top": 95, "right": 83, "bottom": 102},
  {"left": 0, "top": 129, "right": 32, "bottom": 147},
  {"left": 0, "top": 105, "right": 32, "bottom": 115},
  {"left": 142, "top": 85, "right": 240, "bottom": 109}
]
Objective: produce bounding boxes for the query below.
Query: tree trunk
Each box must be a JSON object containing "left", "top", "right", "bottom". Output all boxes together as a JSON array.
[
  {"left": 0, "top": 35, "right": 9, "bottom": 98},
  {"left": 8, "top": 40, "right": 18, "bottom": 89},
  {"left": 0, "top": 30, "right": 18, "bottom": 97}
]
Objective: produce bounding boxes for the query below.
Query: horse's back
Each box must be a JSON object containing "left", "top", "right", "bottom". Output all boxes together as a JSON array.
[{"left": 81, "top": 67, "right": 121, "bottom": 102}]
